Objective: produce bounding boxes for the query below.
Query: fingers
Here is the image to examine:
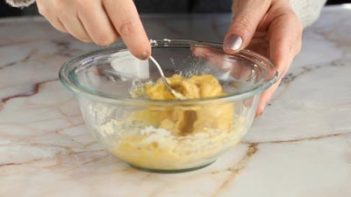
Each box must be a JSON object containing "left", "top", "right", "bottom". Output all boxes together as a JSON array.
[
  {"left": 38, "top": 0, "right": 116, "bottom": 45},
  {"left": 256, "top": 79, "right": 280, "bottom": 116},
  {"left": 77, "top": 0, "right": 118, "bottom": 46},
  {"left": 60, "top": 13, "right": 91, "bottom": 43},
  {"left": 37, "top": 0, "right": 92, "bottom": 43},
  {"left": 192, "top": 47, "right": 250, "bottom": 80},
  {"left": 256, "top": 2, "right": 303, "bottom": 116},
  {"left": 45, "top": 17, "right": 67, "bottom": 33},
  {"left": 37, "top": 0, "right": 150, "bottom": 60},
  {"left": 224, "top": 0, "right": 271, "bottom": 53},
  {"left": 37, "top": 0, "right": 66, "bottom": 33},
  {"left": 246, "top": 32, "right": 270, "bottom": 57},
  {"left": 104, "top": 0, "right": 151, "bottom": 59},
  {"left": 192, "top": 47, "right": 225, "bottom": 68},
  {"left": 268, "top": 5, "right": 303, "bottom": 77}
]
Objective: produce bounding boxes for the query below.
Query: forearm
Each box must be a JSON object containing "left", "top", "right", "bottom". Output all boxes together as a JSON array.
[
  {"left": 5, "top": 0, "right": 35, "bottom": 7},
  {"left": 288, "top": 0, "right": 327, "bottom": 27}
]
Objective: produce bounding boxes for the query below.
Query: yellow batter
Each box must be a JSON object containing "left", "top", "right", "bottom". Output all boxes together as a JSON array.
[
  {"left": 109, "top": 74, "right": 238, "bottom": 170},
  {"left": 132, "top": 74, "right": 233, "bottom": 135}
]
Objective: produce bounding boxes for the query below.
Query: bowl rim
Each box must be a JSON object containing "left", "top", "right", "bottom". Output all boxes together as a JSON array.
[{"left": 59, "top": 39, "right": 279, "bottom": 105}]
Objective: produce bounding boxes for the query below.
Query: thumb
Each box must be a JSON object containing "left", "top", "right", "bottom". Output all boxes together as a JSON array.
[{"left": 223, "top": 0, "right": 271, "bottom": 53}]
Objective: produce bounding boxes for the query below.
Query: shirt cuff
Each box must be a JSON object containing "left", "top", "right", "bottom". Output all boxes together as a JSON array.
[
  {"left": 6, "top": 0, "right": 35, "bottom": 8},
  {"left": 288, "top": 0, "right": 327, "bottom": 27}
]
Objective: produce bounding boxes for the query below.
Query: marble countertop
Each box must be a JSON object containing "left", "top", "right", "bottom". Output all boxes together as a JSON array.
[{"left": 1, "top": 5, "right": 351, "bottom": 197}]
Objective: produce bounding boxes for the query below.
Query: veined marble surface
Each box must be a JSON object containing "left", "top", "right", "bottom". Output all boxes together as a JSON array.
[{"left": 1, "top": 5, "right": 351, "bottom": 197}]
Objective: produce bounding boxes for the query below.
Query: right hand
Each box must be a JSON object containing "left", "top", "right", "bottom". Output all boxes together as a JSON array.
[
  {"left": 223, "top": 0, "right": 303, "bottom": 116},
  {"left": 36, "top": 0, "right": 151, "bottom": 59}
]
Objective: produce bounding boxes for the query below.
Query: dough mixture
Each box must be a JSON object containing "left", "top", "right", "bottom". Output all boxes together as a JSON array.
[
  {"left": 131, "top": 74, "right": 233, "bottom": 135},
  {"left": 100, "top": 74, "right": 245, "bottom": 170}
]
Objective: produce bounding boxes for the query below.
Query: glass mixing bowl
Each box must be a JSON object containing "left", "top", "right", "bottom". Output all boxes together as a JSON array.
[{"left": 59, "top": 39, "right": 278, "bottom": 172}]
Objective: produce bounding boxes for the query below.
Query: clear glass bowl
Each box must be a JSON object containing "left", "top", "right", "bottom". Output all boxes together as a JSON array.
[{"left": 59, "top": 39, "right": 278, "bottom": 172}]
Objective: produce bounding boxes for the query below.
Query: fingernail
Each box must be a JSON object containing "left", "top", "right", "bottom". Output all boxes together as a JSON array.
[{"left": 224, "top": 34, "right": 243, "bottom": 53}]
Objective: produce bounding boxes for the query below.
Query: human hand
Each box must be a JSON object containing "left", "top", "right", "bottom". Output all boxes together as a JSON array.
[
  {"left": 36, "top": 0, "right": 151, "bottom": 59},
  {"left": 223, "top": 0, "right": 303, "bottom": 116}
]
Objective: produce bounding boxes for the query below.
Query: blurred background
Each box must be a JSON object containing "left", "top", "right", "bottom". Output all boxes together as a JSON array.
[{"left": 1, "top": 0, "right": 351, "bottom": 17}]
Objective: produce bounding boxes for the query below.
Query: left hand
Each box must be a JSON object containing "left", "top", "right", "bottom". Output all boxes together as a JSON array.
[{"left": 223, "top": 0, "right": 303, "bottom": 116}]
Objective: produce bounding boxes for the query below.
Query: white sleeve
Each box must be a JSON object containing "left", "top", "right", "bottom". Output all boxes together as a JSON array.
[
  {"left": 5, "top": 0, "right": 35, "bottom": 7},
  {"left": 288, "top": 0, "right": 327, "bottom": 27}
]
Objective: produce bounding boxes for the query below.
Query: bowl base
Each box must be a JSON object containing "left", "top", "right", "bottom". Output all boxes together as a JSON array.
[{"left": 129, "top": 160, "right": 216, "bottom": 173}]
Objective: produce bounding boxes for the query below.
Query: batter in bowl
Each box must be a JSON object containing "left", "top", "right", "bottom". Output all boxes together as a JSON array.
[
  {"left": 101, "top": 74, "right": 244, "bottom": 171},
  {"left": 132, "top": 74, "right": 234, "bottom": 135}
]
